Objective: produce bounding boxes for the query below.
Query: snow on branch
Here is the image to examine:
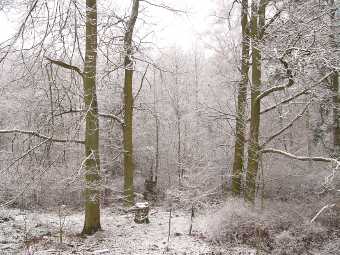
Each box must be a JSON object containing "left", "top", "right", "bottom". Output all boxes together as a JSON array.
[
  {"left": 0, "top": 129, "right": 84, "bottom": 144},
  {"left": 261, "top": 148, "right": 339, "bottom": 165}
]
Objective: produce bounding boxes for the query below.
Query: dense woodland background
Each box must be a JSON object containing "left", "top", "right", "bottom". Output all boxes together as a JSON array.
[{"left": 0, "top": 0, "right": 340, "bottom": 254}]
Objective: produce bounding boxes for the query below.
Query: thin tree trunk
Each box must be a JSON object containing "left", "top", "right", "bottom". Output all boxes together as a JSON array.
[
  {"left": 306, "top": 108, "right": 313, "bottom": 167},
  {"left": 177, "top": 114, "right": 182, "bottom": 183},
  {"left": 154, "top": 69, "right": 159, "bottom": 183},
  {"left": 123, "top": 0, "right": 140, "bottom": 206},
  {"left": 231, "top": 0, "right": 250, "bottom": 196},
  {"left": 82, "top": 0, "right": 101, "bottom": 235},
  {"left": 245, "top": 0, "right": 266, "bottom": 203}
]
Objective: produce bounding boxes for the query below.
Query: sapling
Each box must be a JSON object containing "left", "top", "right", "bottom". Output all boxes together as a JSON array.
[
  {"left": 57, "top": 204, "right": 67, "bottom": 245},
  {"left": 189, "top": 205, "right": 194, "bottom": 235}
]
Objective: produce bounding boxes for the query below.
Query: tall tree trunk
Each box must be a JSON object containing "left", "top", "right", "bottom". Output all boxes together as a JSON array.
[
  {"left": 231, "top": 0, "right": 250, "bottom": 196},
  {"left": 330, "top": 0, "right": 340, "bottom": 154},
  {"left": 245, "top": 0, "right": 266, "bottom": 203},
  {"left": 82, "top": 0, "right": 101, "bottom": 235},
  {"left": 123, "top": 0, "right": 140, "bottom": 206}
]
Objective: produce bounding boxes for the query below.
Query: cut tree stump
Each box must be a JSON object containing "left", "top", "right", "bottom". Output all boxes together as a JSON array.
[{"left": 133, "top": 202, "right": 150, "bottom": 224}]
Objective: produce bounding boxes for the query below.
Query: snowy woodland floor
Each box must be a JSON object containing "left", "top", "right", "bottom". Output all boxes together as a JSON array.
[{"left": 0, "top": 207, "right": 256, "bottom": 255}]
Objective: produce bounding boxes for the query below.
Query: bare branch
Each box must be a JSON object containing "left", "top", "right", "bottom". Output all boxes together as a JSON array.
[
  {"left": 140, "top": 0, "right": 186, "bottom": 13},
  {"left": 261, "top": 100, "right": 311, "bottom": 147},
  {"left": 55, "top": 110, "right": 124, "bottom": 126},
  {"left": 45, "top": 57, "right": 83, "bottom": 77},
  {"left": 259, "top": 88, "right": 309, "bottom": 115},
  {"left": 0, "top": 139, "right": 51, "bottom": 175},
  {"left": 134, "top": 64, "right": 149, "bottom": 101},
  {"left": 260, "top": 9, "right": 282, "bottom": 38},
  {"left": 0, "top": 129, "right": 84, "bottom": 144}
]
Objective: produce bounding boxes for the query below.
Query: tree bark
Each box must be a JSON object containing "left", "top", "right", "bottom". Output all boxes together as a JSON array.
[
  {"left": 82, "top": 0, "right": 101, "bottom": 235},
  {"left": 123, "top": 0, "right": 140, "bottom": 206},
  {"left": 231, "top": 0, "right": 250, "bottom": 196}
]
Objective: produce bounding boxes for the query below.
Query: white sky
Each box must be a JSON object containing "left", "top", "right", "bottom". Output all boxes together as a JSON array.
[
  {"left": 147, "top": 0, "right": 216, "bottom": 50},
  {"left": 0, "top": 0, "right": 217, "bottom": 51}
]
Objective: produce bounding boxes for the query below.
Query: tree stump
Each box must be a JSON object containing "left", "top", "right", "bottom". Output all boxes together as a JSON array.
[{"left": 134, "top": 202, "right": 150, "bottom": 224}]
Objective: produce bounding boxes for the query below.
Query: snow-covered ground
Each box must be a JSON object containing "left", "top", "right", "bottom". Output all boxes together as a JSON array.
[{"left": 0, "top": 207, "right": 256, "bottom": 255}]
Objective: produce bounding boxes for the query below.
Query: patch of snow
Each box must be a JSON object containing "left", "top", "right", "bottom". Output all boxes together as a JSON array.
[{"left": 0, "top": 207, "right": 255, "bottom": 254}]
